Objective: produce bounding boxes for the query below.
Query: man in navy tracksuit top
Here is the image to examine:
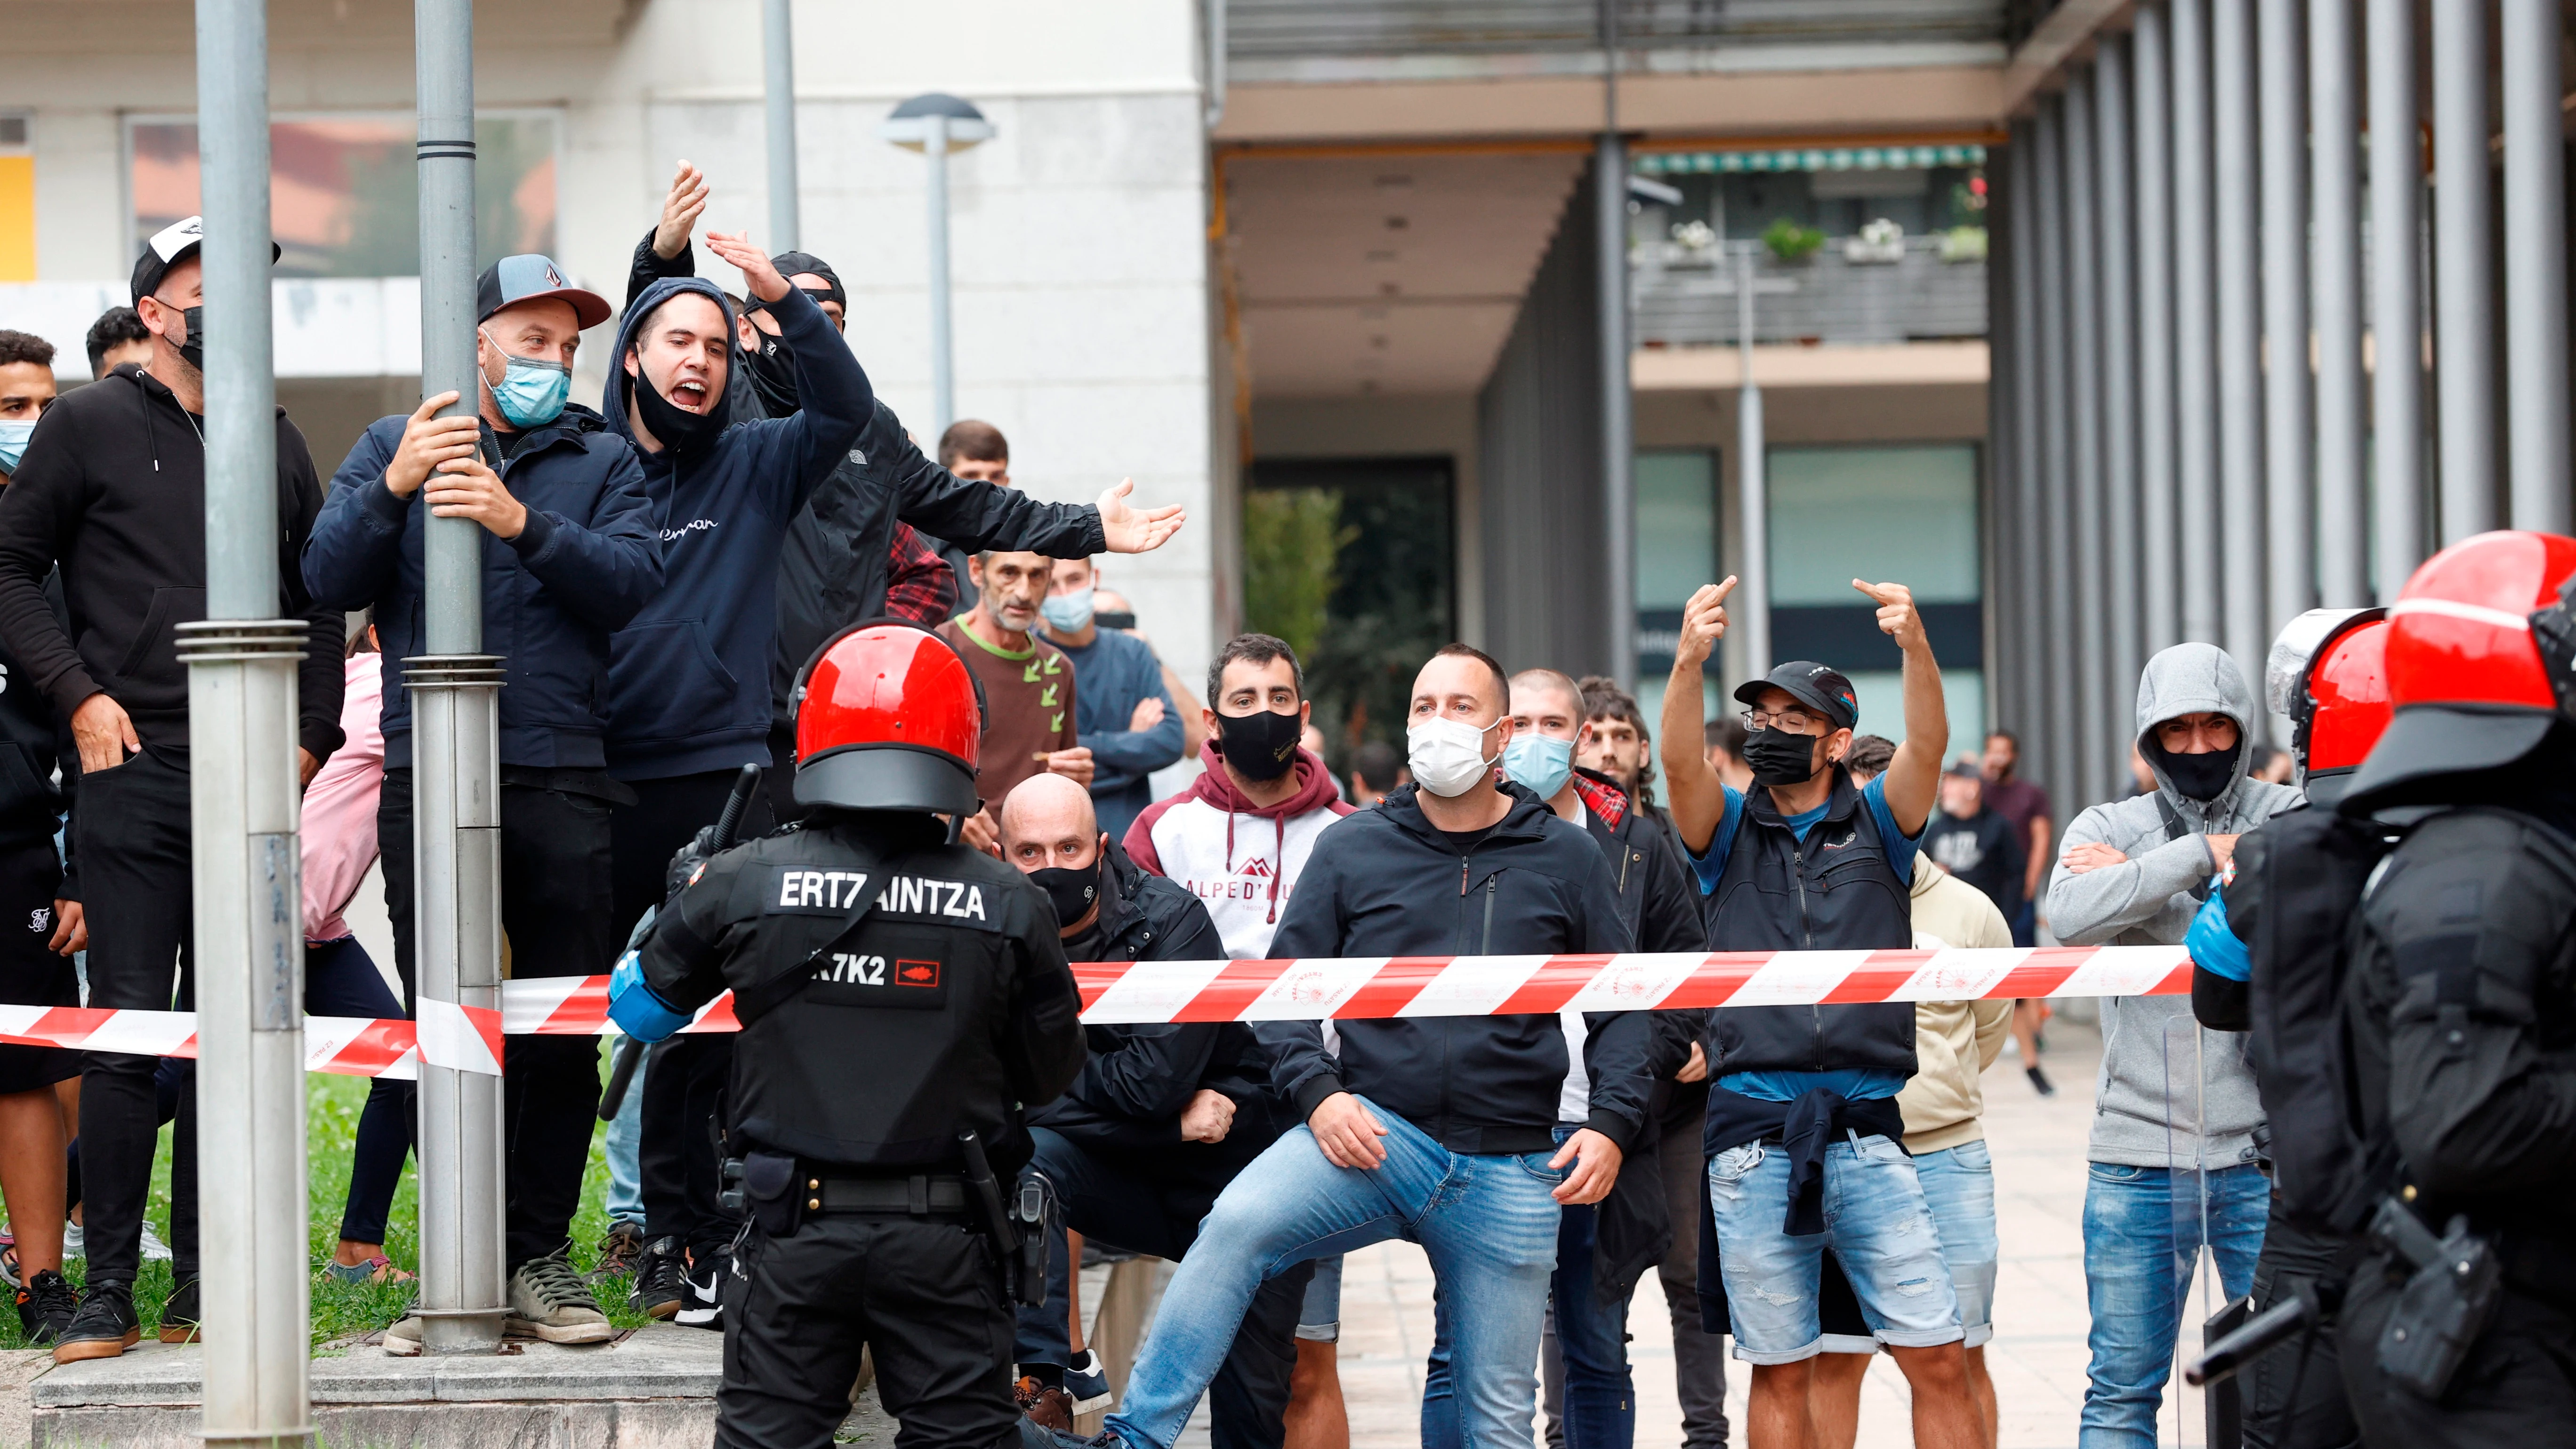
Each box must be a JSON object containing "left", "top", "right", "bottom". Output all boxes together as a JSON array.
[
  {"left": 599, "top": 233, "right": 880, "bottom": 1322},
  {"left": 303, "top": 255, "right": 663, "bottom": 1345}
]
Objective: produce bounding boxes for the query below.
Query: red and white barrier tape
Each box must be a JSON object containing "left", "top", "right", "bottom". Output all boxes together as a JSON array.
[{"left": 0, "top": 946, "right": 2189, "bottom": 1078}]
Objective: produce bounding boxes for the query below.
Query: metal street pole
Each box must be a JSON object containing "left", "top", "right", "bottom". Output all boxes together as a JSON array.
[
  {"left": 2366, "top": 0, "right": 2423, "bottom": 597},
  {"left": 1736, "top": 242, "right": 1768, "bottom": 682},
  {"left": 2008, "top": 122, "right": 2045, "bottom": 737},
  {"left": 2431, "top": 0, "right": 2496, "bottom": 541},
  {"left": 2066, "top": 69, "right": 2109, "bottom": 798},
  {"left": 763, "top": 0, "right": 799, "bottom": 250},
  {"left": 926, "top": 115, "right": 955, "bottom": 435},
  {"left": 411, "top": 0, "right": 508, "bottom": 1356},
  {"left": 2503, "top": 0, "right": 2570, "bottom": 534},
  {"left": 2311, "top": 0, "right": 2367, "bottom": 605},
  {"left": 1598, "top": 140, "right": 1634, "bottom": 687},
  {"left": 182, "top": 0, "right": 310, "bottom": 1438}
]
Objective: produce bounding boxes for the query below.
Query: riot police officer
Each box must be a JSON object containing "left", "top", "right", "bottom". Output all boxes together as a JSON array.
[
  {"left": 2183, "top": 606, "right": 2394, "bottom": 1449},
  {"left": 2331, "top": 531, "right": 2576, "bottom": 1445},
  {"left": 610, "top": 621, "right": 1088, "bottom": 1449}
]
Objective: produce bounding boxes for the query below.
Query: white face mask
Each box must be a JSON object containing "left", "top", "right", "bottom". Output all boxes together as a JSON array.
[{"left": 1407, "top": 715, "right": 1501, "bottom": 798}]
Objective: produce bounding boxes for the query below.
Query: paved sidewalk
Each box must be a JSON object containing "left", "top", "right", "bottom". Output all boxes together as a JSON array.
[{"left": 1295, "top": 1017, "right": 2222, "bottom": 1449}]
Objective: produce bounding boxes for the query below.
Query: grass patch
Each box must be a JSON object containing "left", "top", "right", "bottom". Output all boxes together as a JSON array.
[{"left": 0, "top": 1050, "right": 650, "bottom": 1349}]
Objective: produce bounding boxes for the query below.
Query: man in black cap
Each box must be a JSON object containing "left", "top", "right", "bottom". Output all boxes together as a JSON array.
[
  {"left": 1655, "top": 576, "right": 1982, "bottom": 1449},
  {"left": 304, "top": 252, "right": 664, "bottom": 1348},
  {"left": 0, "top": 215, "right": 348, "bottom": 1359}
]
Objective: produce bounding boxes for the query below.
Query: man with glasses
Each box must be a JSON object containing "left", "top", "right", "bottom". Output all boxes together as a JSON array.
[{"left": 1656, "top": 577, "right": 1981, "bottom": 1449}]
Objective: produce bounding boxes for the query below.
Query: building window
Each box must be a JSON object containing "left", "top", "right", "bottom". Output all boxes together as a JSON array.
[
  {"left": 128, "top": 113, "right": 558, "bottom": 278},
  {"left": 1768, "top": 443, "right": 1985, "bottom": 747}
]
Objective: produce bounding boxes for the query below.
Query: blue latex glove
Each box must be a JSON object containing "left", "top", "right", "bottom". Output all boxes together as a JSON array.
[
  {"left": 607, "top": 950, "right": 691, "bottom": 1042},
  {"left": 2184, "top": 887, "right": 2250, "bottom": 983}
]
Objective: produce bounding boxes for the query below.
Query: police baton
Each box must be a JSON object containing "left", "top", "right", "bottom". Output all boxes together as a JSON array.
[{"left": 2185, "top": 1279, "right": 2321, "bottom": 1387}]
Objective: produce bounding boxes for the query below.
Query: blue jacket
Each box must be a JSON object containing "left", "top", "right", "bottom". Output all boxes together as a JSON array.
[
  {"left": 1050, "top": 626, "right": 1183, "bottom": 840},
  {"left": 303, "top": 403, "right": 663, "bottom": 771},
  {"left": 602, "top": 279, "right": 872, "bottom": 780}
]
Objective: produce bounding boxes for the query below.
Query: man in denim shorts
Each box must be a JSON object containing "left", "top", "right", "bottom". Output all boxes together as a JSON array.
[{"left": 1655, "top": 579, "right": 1980, "bottom": 1449}]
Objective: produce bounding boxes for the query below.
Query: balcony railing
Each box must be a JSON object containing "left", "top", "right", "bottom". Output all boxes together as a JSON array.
[
  {"left": 1226, "top": 0, "right": 2009, "bottom": 61},
  {"left": 1633, "top": 233, "right": 1988, "bottom": 348}
]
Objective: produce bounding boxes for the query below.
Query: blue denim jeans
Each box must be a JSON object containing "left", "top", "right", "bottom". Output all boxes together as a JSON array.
[
  {"left": 2078, "top": 1161, "right": 2268, "bottom": 1448},
  {"left": 1706, "top": 1133, "right": 1964, "bottom": 1363},
  {"left": 604, "top": 1046, "right": 646, "bottom": 1227},
  {"left": 1106, "top": 1096, "right": 1564, "bottom": 1449},
  {"left": 1426, "top": 1126, "right": 1629, "bottom": 1449}
]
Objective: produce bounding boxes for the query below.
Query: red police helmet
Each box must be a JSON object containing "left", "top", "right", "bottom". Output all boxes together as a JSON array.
[
  {"left": 790, "top": 622, "right": 984, "bottom": 815},
  {"left": 2263, "top": 608, "right": 2390, "bottom": 806},
  {"left": 2343, "top": 530, "right": 2576, "bottom": 809}
]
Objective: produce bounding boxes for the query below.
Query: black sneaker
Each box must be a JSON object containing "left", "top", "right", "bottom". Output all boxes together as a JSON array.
[
  {"left": 675, "top": 1245, "right": 729, "bottom": 1330},
  {"left": 51, "top": 1280, "right": 139, "bottom": 1363},
  {"left": 588, "top": 1220, "right": 644, "bottom": 1285},
  {"left": 15, "top": 1269, "right": 76, "bottom": 1345},
  {"left": 628, "top": 1235, "right": 688, "bottom": 1320},
  {"left": 2027, "top": 1063, "right": 2058, "bottom": 1097},
  {"left": 158, "top": 1276, "right": 201, "bottom": 1343}
]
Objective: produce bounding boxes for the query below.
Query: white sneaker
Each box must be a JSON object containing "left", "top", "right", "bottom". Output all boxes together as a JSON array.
[
  {"left": 61, "top": 1222, "right": 81, "bottom": 1258},
  {"left": 139, "top": 1221, "right": 171, "bottom": 1263},
  {"left": 382, "top": 1316, "right": 422, "bottom": 1356}
]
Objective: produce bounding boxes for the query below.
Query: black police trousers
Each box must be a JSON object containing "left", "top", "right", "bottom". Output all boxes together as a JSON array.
[
  {"left": 719, "top": 1213, "right": 1021, "bottom": 1449},
  {"left": 381, "top": 768, "right": 617, "bottom": 1271},
  {"left": 2338, "top": 1254, "right": 2576, "bottom": 1449},
  {"left": 1014, "top": 1127, "right": 1312, "bottom": 1449},
  {"left": 2241, "top": 1206, "right": 2361, "bottom": 1449}
]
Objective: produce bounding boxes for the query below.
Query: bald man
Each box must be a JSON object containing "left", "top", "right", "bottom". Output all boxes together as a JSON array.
[{"left": 995, "top": 775, "right": 1312, "bottom": 1448}]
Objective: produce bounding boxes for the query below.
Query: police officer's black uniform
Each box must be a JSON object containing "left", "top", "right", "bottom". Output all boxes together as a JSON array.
[{"left": 637, "top": 805, "right": 1087, "bottom": 1449}]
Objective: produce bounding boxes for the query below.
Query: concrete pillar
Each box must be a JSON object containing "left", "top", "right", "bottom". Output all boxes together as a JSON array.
[
  {"left": 2066, "top": 69, "right": 2112, "bottom": 797},
  {"left": 2096, "top": 40, "right": 2145, "bottom": 771},
  {"left": 2260, "top": 0, "right": 2314, "bottom": 700},
  {"left": 2173, "top": 0, "right": 2225, "bottom": 645},
  {"left": 2503, "top": 0, "right": 2571, "bottom": 534},
  {"left": 2431, "top": 0, "right": 2496, "bottom": 541},
  {"left": 2311, "top": 0, "right": 2368, "bottom": 605},
  {"left": 2009, "top": 123, "right": 2046, "bottom": 744},
  {"left": 2136, "top": 4, "right": 2183, "bottom": 654},
  {"left": 2035, "top": 98, "right": 2079, "bottom": 814},
  {"left": 2367, "top": 0, "right": 2424, "bottom": 596},
  {"left": 2214, "top": 0, "right": 2269, "bottom": 699}
]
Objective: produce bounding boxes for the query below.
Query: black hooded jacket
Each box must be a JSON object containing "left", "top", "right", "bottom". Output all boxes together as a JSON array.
[
  {"left": 0, "top": 365, "right": 345, "bottom": 765},
  {"left": 620, "top": 231, "right": 1103, "bottom": 717},
  {"left": 1029, "top": 840, "right": 1293, "bottom": 1189},
  {"left": 1257, "top": 779, "right": 1650, "bottom": 1155}
]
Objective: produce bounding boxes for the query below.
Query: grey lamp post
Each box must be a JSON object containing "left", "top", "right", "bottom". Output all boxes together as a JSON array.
[{"left": 881, "top": 93, "right": 994, "bottom": 435}]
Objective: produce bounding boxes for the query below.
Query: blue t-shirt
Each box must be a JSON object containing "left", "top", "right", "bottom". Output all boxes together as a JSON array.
[{"left": 1687, "top": 774, "right": 1927, "bottom": 1104}]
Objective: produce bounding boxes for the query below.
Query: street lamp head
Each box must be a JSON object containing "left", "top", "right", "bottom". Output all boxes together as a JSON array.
[{"left": 881, "top": 93, "right": 995, "bottom": 152}]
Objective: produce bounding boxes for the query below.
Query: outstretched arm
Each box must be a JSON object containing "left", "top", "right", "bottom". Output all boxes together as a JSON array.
[
  {"left": 1860, "top": 579, "right": 1946, "bottom": 837},
  {"left": 1659, "top": 577, "right": 1737, "bottom": 853}
]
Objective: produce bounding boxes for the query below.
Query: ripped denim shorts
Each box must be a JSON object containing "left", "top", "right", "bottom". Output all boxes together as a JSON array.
[{"left": 1705, "top": 1133, "right": 1965, "bottom": 1363}]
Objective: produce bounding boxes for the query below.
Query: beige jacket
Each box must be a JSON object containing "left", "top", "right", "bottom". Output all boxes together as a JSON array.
[{"left": 1899, "top": 854, "right": 2016, "bottom": 1154}]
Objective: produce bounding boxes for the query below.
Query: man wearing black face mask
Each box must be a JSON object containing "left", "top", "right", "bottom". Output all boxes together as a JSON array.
[
  {"left": 1124, "top": 635, "right": 1353, "bottom": 958},
  {"left": 2046, "top": 642, "right": 2299, "bottom": 1444},
  {"left": 994, "top": 773, "right": 1313, "bottom": 1445},
  {"left": 0, "top": 215, "right": 346, "bottom": 1357}
]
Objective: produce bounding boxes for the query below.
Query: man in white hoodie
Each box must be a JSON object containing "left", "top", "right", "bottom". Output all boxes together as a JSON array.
[{"left": 2048, "top": 644, "right": 2301, "bottom": 1448}]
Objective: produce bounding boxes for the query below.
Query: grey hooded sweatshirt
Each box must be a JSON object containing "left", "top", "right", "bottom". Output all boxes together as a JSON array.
[{"left": 2048, "top": 643, "right": 2302, "bottom": 1168}]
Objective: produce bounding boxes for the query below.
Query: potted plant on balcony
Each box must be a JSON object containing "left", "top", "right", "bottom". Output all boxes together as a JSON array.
[
  {"left": 1762, "top": 216, "right": 1825, "bottom": 264},
  {"left": 1844, "top": 217, "right": 1905, "bottom": 264}
]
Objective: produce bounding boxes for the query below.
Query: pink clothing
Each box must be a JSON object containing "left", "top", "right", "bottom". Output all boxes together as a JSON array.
[{"left": 302, "top": 653, "right": 384, "bottom": 942}]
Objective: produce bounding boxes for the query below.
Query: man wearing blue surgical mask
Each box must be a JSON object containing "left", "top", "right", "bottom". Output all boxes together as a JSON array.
[
  {"left": 0, "top": 330, "right": 57, "bottom": 481},
  {"left": 303, "top": 253, "right": 665, "bottom": 1352},
  {"left": 1039, "top": 555, "right": 1183, "bottom": 840},
  {"left": 1487, "top": 669, "right": 1711, "bottom": 1449}
]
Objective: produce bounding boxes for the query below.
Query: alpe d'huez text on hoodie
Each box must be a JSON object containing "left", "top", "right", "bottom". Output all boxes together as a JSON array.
[
  {"left": 1122, "top": 741, "right": 1354, "bottom": 958},
  {"left": 602, "top": 278, "right": 869, "bottom": 781}
]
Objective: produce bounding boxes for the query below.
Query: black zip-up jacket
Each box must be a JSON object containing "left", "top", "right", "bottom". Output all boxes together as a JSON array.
[
  {"left": 0, "top": 578, "right": 78, "bottom": 897},
  {"left": 618, "top": 230, "right": 1104, "bottom": 715},
  {"left": 1258, "top": 780, "right": 1648, "bottom": 1155},
  {"left": 1030, "top": 841, "right": 1293, "bottom": 1189},
  {"left": 303, "top": 404, "right": 663, "bottom": 770},
  {"left": 0, "top": 365, "right": 344, "bottom": 765}
]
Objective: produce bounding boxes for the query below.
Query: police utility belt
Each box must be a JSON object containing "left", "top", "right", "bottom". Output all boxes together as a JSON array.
[{"left": 723, "top": 1135, "right": 1053, "bottom": 1308}]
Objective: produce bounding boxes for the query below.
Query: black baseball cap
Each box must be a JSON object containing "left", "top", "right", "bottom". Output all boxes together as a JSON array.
[
  {"left": 130, "top": 216, "right": 280, "bottom": 304},
  {"left": 766, "top": 251, "right": 846, "bottom": 309},
  {"left": 476, "top": 254, "right": 611, "bottom": 330},
  {"left": 1732, "top": 661, "right": 1860, "bottom": 732}
]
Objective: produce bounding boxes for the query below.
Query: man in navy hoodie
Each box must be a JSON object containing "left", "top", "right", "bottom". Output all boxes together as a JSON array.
[
  {"left": 304, "top": 254, "right": 663, "bottom": 1347},
  {"left": 1102, "top": 644, "right": 1651, "bottom": 1449}
]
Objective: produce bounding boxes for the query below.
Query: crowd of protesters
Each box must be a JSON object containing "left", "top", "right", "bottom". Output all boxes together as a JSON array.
[{"left": 0, "top": 177, "right": 2317, "bottom": 1449}]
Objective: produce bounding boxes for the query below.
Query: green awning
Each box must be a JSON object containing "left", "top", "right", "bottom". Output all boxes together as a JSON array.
[{"left": 1637, "top": 144, "right": 1986, "bottom": 176}]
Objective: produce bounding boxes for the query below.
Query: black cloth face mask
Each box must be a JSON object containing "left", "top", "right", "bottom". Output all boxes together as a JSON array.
[
  {"left": 1030, "top": 858, "right": 1101, "bottom": 930},
  {"left": 2151, "top": 737, "right": 2241, "bottom": 802},
  {"left": 1216, "top": 708, "right": 1303, "bottom": 782},
  {"left": 1743, "top": 727, "right": 1825, "bottom": 788},
  {"left": 152, "top": 300, "right": 204, "bottom": 372},
  {"left": 628, "top": 355, "right": 725, "bottom": 454},
  {"left": 745, "top": 330, "right": 798, "bottom": 416}
]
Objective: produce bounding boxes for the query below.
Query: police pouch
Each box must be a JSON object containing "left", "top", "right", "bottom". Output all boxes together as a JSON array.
[
  {"left": 729, "top": 1150, "right": 804, "bottom": 1238},
  {"left": 2369, "top": 1196, "right": 2502, "bottom": 1401}
]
